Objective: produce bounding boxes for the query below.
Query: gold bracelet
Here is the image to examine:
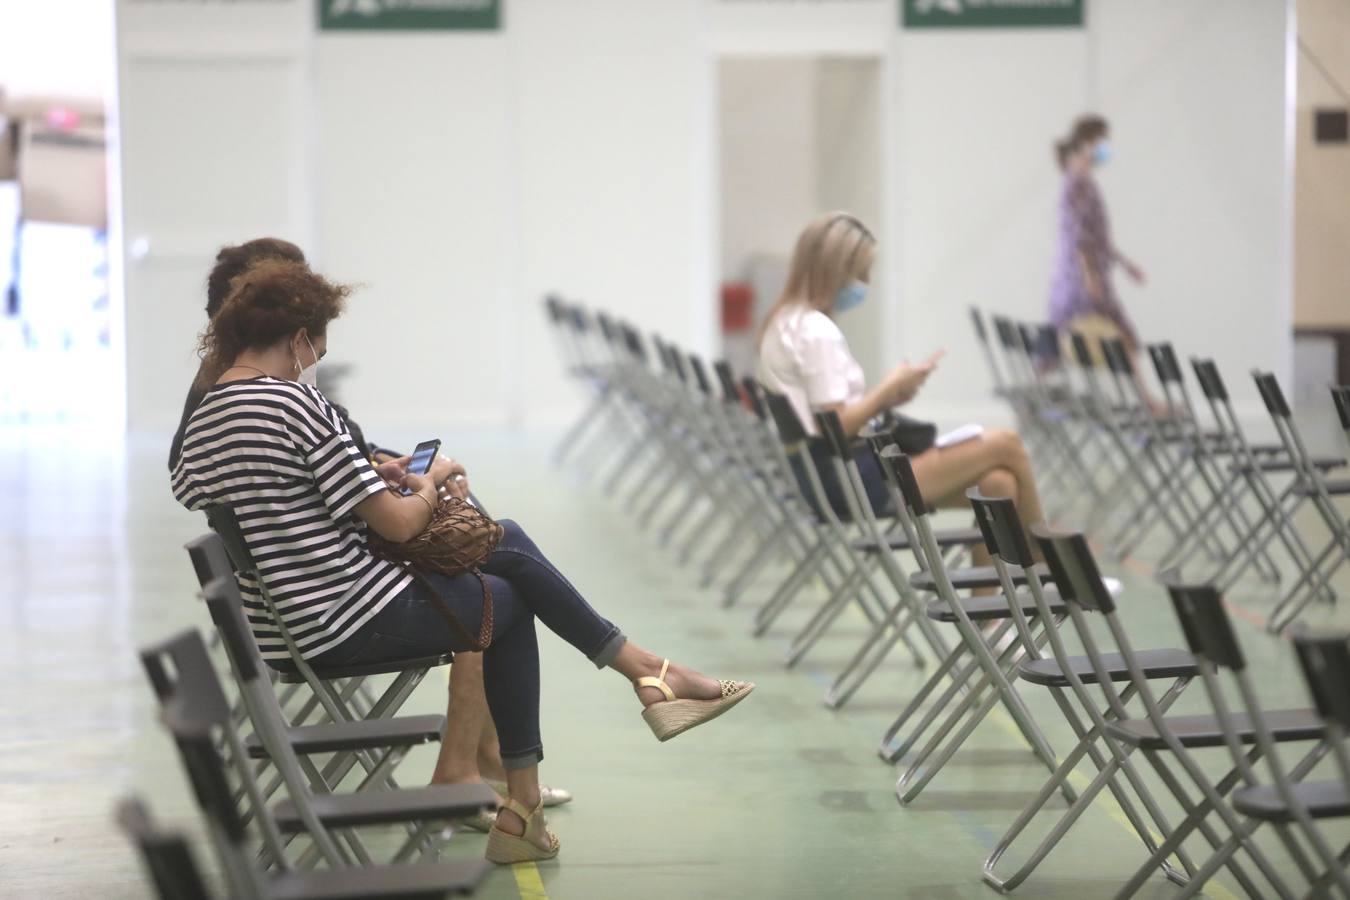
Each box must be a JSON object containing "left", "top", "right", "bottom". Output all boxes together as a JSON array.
[{"left": 410, "top": 491, "right": 436, "bottom": 515}]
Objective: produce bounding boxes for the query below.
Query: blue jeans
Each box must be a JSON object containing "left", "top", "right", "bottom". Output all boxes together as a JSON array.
[{"left": 314, "top": 520, "right": 626, "bottom": 769}]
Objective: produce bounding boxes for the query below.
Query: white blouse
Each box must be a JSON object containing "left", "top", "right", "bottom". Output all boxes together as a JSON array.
[{"left": 757, "top": 303, "right": 865, "bottom": 436}]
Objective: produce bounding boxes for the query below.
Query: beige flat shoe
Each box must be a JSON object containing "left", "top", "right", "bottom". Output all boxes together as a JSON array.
[
  {"left": 485, "top": 797, "right": 560, "bottom": 865},
  {"left": 457, "top": 807, "right": 499, "bottom": 834},
  {"left": 486, "top": 780, "right": 573, "bottom": 808},
  {"left": 637, "top": 659, "right": 755, "bottom": 743}
]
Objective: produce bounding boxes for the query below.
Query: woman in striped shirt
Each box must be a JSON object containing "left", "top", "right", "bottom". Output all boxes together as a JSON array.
[{"left": 172, "top": 259, "right": 753, "bottom": 864}]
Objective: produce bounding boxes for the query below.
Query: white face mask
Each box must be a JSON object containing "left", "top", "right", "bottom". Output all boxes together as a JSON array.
[{"left": 295, "top": 335, "right": 319, "bottom": 388}]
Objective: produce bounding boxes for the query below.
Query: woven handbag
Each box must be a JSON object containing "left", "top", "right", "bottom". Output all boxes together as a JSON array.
[{"left": 367, "top": 495, "right": 504, "bottom": 651}]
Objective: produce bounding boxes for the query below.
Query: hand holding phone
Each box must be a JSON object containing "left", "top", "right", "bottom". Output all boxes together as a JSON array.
[{"left": 399, "top": 439, "right": 441, "bottom": 496}]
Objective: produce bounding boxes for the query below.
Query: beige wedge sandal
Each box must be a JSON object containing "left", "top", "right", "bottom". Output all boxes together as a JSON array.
[
  {"left": 637, "top": 659, "right": 755, "bottom": 742},
  {"left": 485, "top": 797, "right": 560, "bottom": 865}
]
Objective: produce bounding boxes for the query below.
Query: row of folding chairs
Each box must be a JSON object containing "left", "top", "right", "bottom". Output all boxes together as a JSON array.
[
  {"left": 970, "top": 307, "right": 1350, "bottom": 634},
  {"left": 117, "top": 517, "right": 499, "bottom": 899},
  {"left": 544, "top": 295, "right": 1350, "bottom": 897}
]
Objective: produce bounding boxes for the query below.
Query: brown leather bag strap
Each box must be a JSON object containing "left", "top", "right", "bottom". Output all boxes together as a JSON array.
[{"left": 403, "top": 565, "right": 493, "bottom": 652}]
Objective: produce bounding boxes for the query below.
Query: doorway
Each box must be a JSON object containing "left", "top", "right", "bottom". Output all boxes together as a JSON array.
[{"left": 716, "top": 55, "right": 885, "bottom": 383}]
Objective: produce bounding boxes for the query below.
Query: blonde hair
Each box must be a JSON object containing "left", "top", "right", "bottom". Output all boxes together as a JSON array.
[{"left": 759, "top": 212, "right": 876, "bottom": 344}]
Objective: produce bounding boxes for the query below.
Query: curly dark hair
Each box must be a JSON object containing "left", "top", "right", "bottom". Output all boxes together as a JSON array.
[
  {"left": 205, "top": 238, "right": 307, "bottom": 318},
  {"left": 195, "top": 259, "right": 352, "bottom": 389}
]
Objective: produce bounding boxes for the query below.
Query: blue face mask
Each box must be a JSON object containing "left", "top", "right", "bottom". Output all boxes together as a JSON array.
[
  {"left": 1093, "top": 140, "right": 1112, "bottom": 167},
  {"left": 835, "top": 279, "right": 868, "bottom": 313}
]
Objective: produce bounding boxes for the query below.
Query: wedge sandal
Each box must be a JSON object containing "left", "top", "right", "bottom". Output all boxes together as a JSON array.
[
  {"left": 637, "top": 659, "right": 755, "bottom": 742},
  {"left": 485, "top": 797, "right": 560, "bottom": 864}
]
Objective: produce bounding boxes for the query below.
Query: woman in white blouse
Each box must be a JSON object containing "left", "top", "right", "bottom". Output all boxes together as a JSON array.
[{"left": 757, "top": 212, "right": 1046, "bottom": 550}]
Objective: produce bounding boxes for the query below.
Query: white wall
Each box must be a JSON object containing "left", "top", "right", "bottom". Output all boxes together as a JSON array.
[
  {"left": 719, "top": 57, "right": 818, "bottom": 283},
  {"left": 896, "top": 0, "right": 1293, "bottom": 424},
  {"left": 115, "top": 0, "right": 1294, "bottom": 431},
  {"left": 0, "top": 0, "right": 114, "bottom": 103}
]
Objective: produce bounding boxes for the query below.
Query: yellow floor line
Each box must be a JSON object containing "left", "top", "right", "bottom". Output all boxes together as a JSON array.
[
  {"left": 511, "top": 861, "right": 549, "bottom": 898},
  {"left": 985, "top": 707, "right": 1241, "bottom": 900}
]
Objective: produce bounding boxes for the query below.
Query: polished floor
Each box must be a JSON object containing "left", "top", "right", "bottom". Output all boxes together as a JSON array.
[{"left": 2, "top": 419, "right": 1348, "bottom": 899}]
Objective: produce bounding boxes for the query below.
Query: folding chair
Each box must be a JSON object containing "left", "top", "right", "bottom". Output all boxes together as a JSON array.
[
  {"left": 1185, "top": 360, "right": 1341, "bottom": 615},
  {"left": 1252, "top": 372, "right": 1349, "bottom": 631},
  {"left": 1029, "top": 529, "right": 1324, "bottom": 900},
  {"left": 1147, "top": 343, "right": 1283, "bottom": 584},
  {"left": 142, "top": 619, "right": 494, "bottom": 882},
  {"left": 202, "top": 504, "right": 451, "bottom": 746},
  {"left": 972, "top": 495, "right": 1200, "bottom": 893},
  {"left": 116, "top": 797, "right": 217, "bottom": 900},
  {"left": 868, "top": 447, "right": 1067, "bottom": 805},
  {"left": 189, "top": 532, "right": 452, "bottom": 816},
  {"left": 1165, "top": 581, "right": 1350, "bottom": 899},
  {"left": 747, "top": 391, "right": 892, "bottom": 645},
  {"left": 1285, "top": 631, "right": 1350, "bottom": 893},
  {"left": 811, "top": 415, "right": 985, "bottom": 708}
]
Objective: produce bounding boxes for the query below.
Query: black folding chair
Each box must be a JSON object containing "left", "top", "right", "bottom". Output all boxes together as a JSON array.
[
  {"left": 141, "top": 622, "right": 493, "bottom": 890},
  {"left": 1165, "top": 580, "right": 1350, "bottom": 898}
]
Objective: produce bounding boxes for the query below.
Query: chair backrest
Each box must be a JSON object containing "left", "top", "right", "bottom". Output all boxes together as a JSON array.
[
  {"left": 1291, "top": 633, "right": 1350, "bottom": 732},
  {"left": 199, "top": 573, "right": 266, "bottom": 687},
  {"left": 1163, "top": 579, "right": 1245, "bottom": 672},
  {"left": 993, "top": 315, "right": 1018, "bottom": 350},
  {"left": 1191, "top": 358, "right": 1230, "bottom": 403},
  {"left": 203, "top": 505, "right": 256, "bottom": 576},
  {"left": 813, "top": 409, "right": 851, "bottom": 462},
  {"left": 969, "top": 307, "right": 988, "bottom": 343},
  {"left": 1069, "top": 331, "right": 1096, "bottom": 370},
  {"left": 1332, "top": 386, "right": 1350, "bottom": 433},
  {"left": 1031, "top": 525, "right": 1115, "bottom": 613},
  {"left": 741, "top": 376, "right": 768, "bottom": 421},
  {"left": 140, "top": 631, "right": 248, "bottom": 845},
  {"left": 1253, "top": 371, "right": 1293, "bottom": 420},
  {"left": 761, "top": 389, "right": 809, "bottom": 445},
  {"left": 713, "top": 361, "right": 740, "bottom": 405},
  {"left": 877, "top": 445, "right": 926, "bottom": 519},
  {"left": 115, "top": 798, "right": 215, "bottom": 900},
  {"left": 1148, "top": 343, "right": 1184, "bottom": 385},
  {"left": 185, "top": 531, "right": 234, "bottom": 589},
  {"left": 687, "top": 353, "right": 713, "bottom": 397},
  {"left": 968, "top": 489, "right": 1034, "bottom": 568}
]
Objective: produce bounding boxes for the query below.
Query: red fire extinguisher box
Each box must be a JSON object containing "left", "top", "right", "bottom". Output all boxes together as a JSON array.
[{"left": 721, "top": 282, "right": 754, "bottom": 333}]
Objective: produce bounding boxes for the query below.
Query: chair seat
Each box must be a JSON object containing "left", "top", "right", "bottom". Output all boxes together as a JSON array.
[
  {"left": 851, "top": 527, "right": 984, "bottom": 555},
  {"left": 1104, "top": 709, "right": 1323, "bottom": 751},
  {"left": 1230, "top": 455, "right": 1344, "bottom": 474},
  {"left": 1018, "top": 649, "right": 1197, "bottom": 687},
  {"left": 272, "top": 782, "right": 497, "bottom": 832},
  {"left": 269, "top": 859, "right": 491, "bottom": 900},
  {"left": 925, "top": 590, "right": 1065, "bottom": 623},
  {"left": 910, "top": 563, "right": 1050, "bottom": 593},
  {"left": 1293, "top": 478, "right": 1350, "bottom": 497},
  {"left": 1232, "top": 781, "right": 1350, "bottom": 823},
  {"left": 244, "top": 715, "right": 446, "bottom": 759},
  {"left": 273, "top": 653, "right": 455, "bottom": 684}
]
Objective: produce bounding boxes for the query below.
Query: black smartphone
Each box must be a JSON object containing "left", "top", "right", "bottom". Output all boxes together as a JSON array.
[{"left": 399, "top": 439, "right": 442, "bottom": 496}]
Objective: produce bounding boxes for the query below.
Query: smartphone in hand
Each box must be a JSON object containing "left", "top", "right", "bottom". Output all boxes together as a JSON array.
[{"left": 399, "top": 439, "right": 442, "bottom": 496}]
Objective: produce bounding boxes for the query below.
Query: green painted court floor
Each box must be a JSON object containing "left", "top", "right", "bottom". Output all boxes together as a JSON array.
[{"left": 2, "top": 423, "right": 1347, "bottom": 899}]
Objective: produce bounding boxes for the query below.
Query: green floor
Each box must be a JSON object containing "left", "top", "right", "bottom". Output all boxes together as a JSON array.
[{"left": 2, "top": 423, "right": 1347, "bottom": 899}]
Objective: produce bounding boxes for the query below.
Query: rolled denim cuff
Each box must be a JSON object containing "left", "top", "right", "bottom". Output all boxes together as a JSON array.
[
  {"left": 590, "top": 630, "right": 627, "bottom": 669},
  {"left": 501, "top": 747, "right": 544, "bottom": 770}
]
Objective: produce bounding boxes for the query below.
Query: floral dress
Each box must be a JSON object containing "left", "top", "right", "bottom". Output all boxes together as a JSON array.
[{"left": 1047, "top": 171, "right": 1137, "bottom": 346}]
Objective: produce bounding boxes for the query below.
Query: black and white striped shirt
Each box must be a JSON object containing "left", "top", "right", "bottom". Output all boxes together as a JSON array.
[{"left": 171, "top": 377, "right": 411, "bottom": 661}]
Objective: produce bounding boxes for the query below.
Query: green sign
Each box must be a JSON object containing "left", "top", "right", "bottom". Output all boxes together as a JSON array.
[
  {"left": 902, "top": 0, "right": 1083, "bottom": 29},
  {"left": 319, "top": 0, "right": 501, "bottom": 31}
]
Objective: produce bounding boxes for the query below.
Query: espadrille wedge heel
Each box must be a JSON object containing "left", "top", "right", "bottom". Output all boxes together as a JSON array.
[
  {"left": 485, "top": 797, "right": 560, "bottom": 864},
  {"left": 636, "top": 659, "right": 755, "bottom": 742}
]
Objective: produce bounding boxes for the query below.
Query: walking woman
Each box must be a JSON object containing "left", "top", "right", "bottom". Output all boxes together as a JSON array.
[
  {"left": 1047, "top": 115, "right": 1161, "bottom": 410},
  {"left": 171, "top": 259, "right": 753, "bottom": 864}
]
